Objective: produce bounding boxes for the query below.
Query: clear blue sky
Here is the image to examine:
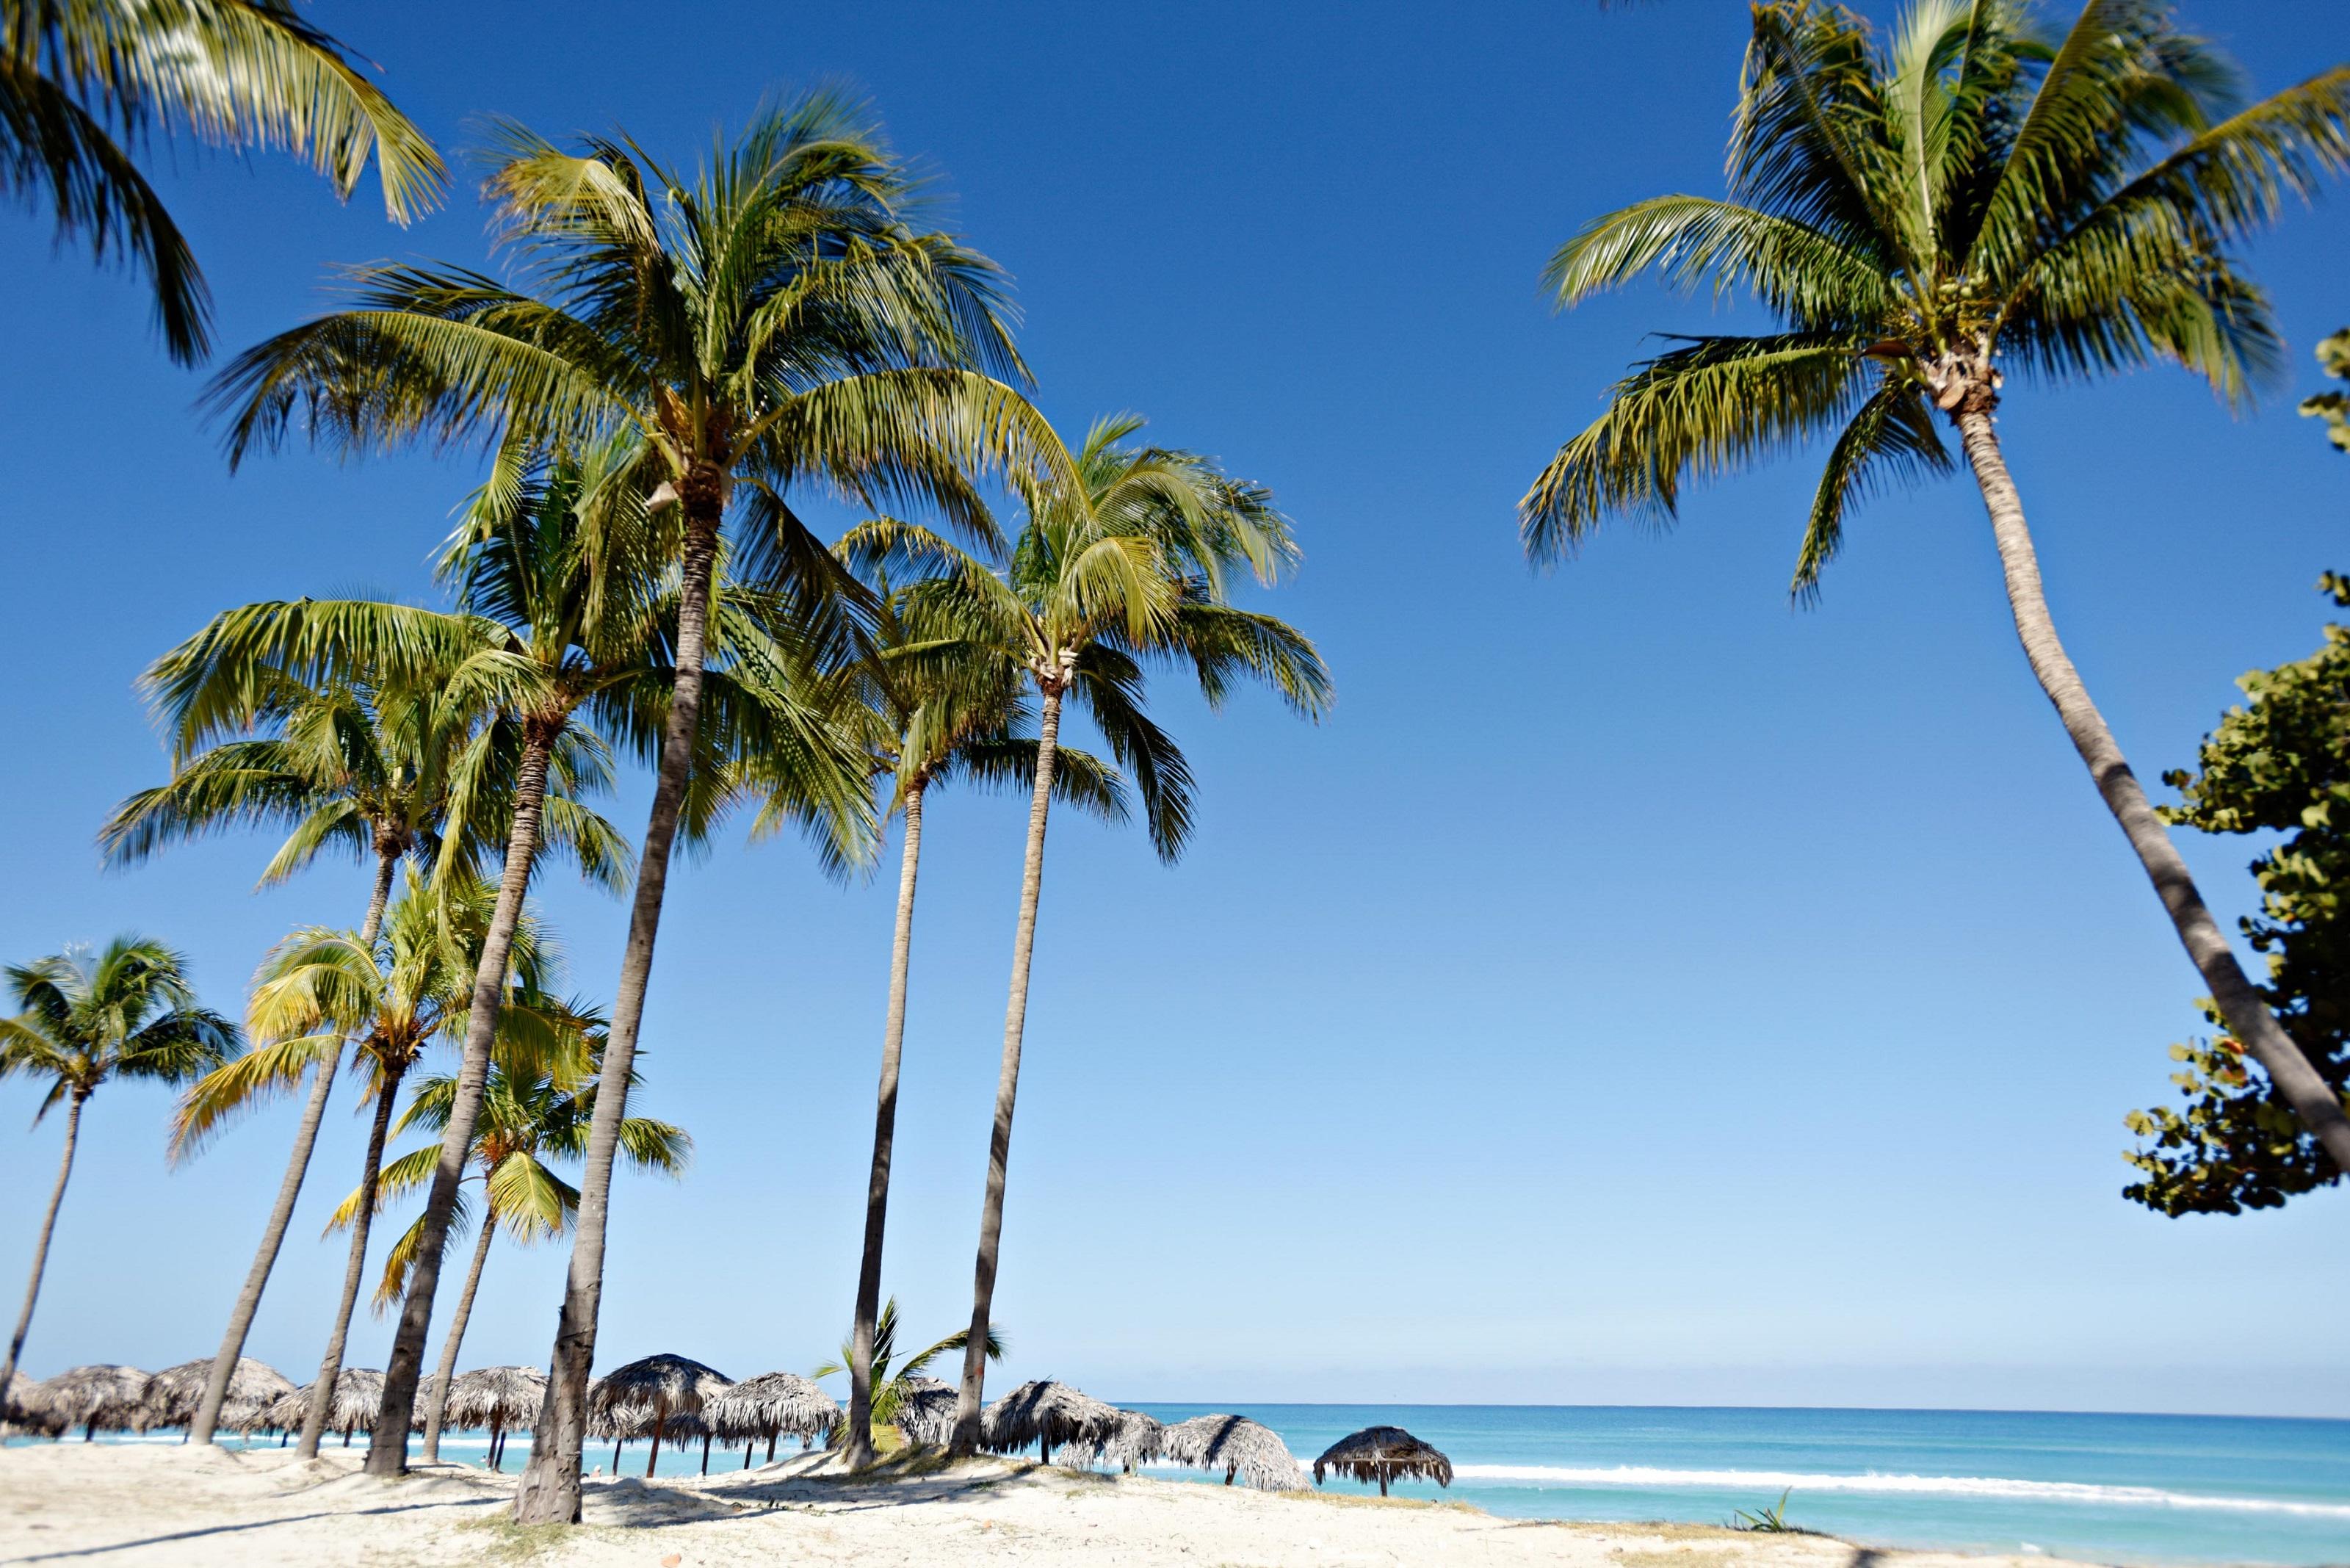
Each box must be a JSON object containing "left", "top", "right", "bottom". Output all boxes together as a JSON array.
[{"left": 4, "top": 1, "right": 2346, "bottom": 1418}]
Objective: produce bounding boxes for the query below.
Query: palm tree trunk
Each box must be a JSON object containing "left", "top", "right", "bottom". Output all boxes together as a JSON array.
[
  {"left": 951, "top": 680, "right": 1064, "bottom": 1455},
  {"left": 1956, "top": 408, "right": 2350, "bottom": 1168},
  {"left": 297, "top": 1069, "right": 402, "bottom": 1459},
  {"left": 369, "top": 729, "right": 557, "bottom": 1475},
  {"left": 0, "top": 1089, "right": 86, "bottom": 1394},
  {"left": 513, "top": 505, "right": 723, "bottom": 1524},
  {"left": 419, "top": 1203, "right": 496, "bottom": 1463},
  {"left": 846, "top": 776, "right": 928, "bottom": 1470},
  {"left": 189, "top": 848, "right": 399, "bottom": 1446}
]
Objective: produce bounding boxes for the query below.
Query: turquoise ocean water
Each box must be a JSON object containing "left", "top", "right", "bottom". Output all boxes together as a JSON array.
[{"left": 65, "top": 1404, "right": 2350, "bottom": 1566}]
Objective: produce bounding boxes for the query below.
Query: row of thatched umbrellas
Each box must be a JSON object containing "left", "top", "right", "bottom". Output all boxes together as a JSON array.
[{"left": 4, "top": 1355, "right": 1453, "bottom": 1497}]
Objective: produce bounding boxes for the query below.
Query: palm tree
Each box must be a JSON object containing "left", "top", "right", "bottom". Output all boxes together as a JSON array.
[
  {"left": 327, "top": 1036, "right": 688, "bottom": 1464},
  {"left": 151, "top": 456, "right": 872, "bottom": 1481},
  {"left": 104, "top": 672, "right": 626, "bottom": 1445},
  {"left": 0, "top": 936, "right": 235, "bottom": 1392},
  {"left": 850, "top": 413, "right": 1334, "bottom": 1453},
  {"left": 813, "top": 1296, "right": 1003, "bottom": 1450},
  {"left": 1520, "top": 0, "right": 2350, "bottom": 1168},
  {"left": 203, "top": 90, "right": 1065, "bottom": 1503},
  {"left": 176, "top": 870, "right": 563, "bottom": 1459},
  {"left": 2, "top": 0, "right": 441, "bottom": 362},
  {"left": 814, "top": 582, "right": 1126, "bottom": 1467}
]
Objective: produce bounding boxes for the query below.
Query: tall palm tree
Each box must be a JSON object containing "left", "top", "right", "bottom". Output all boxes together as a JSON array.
[
  {"left": 815, "top": 583, "right": 1125, "bottom": 1468},
  {"left": 1521, "top": 0, "right": 2350, "bottom": 1168},
  {"left": 853, "top": 413, "right": 1334, "bottom": 1453},
  {"left": 104, "top": 672, "right": 625, "bottom": 1445},
  {"left": 0, "top": 936, "right": 235, "bottom": 1392},
  {"left": 2, "top": 0, "right": 441, "bottom": 362},
  {"left": 203, "top": 90, "right": 1065, "bottom": 1504},
  {"left": 328, "top": 1036, "right": 688, "bottom": 1464},
  {"left": 176, "top": 871, "right": 563, "bottom": 1458}
]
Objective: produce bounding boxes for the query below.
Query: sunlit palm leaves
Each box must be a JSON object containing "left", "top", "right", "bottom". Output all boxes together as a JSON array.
[{"left": 2, "top": 0, "right": 443, "bottom": 361}]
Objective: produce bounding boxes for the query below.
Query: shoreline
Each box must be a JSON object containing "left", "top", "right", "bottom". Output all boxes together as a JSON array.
[{"left": 0, "top": 1440, "right": 2136, "bottom": 1568}]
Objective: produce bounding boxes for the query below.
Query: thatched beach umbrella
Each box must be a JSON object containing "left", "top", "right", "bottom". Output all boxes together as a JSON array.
[
  {"left": 1312, "top": 1425, "right": 1453, "bottom": 1497},
  {"left": 705, "top": 1371, "right": 839, "bottom": 1468},
  {"left": 585, "top": 1354, "right": 730, "bottom": 1478},
  {"left": 1163, "top": 1414, "right": 1309, "bottom": 1490},
  {"left": 264, "top": 1368, "right": 385, "bottom": 1448},
  {"left": 35, "top": 1365, "right": 151, "bottom": 1440},
  {"left": 892, "top": 1376, "right": 958, "bottom": 1447},
  {"left": 446, "top": 1366, "right": 546, "bottom": 1471},
  {"left": 142, "top": 1357, "right": 295, "bottom": 1437},
  {"left": 1058, "top": 1407, "right": 1166, "bottom": 1474},
  {"left": 980, "top": 1379, "right": 1124, "bottom": 1466}
]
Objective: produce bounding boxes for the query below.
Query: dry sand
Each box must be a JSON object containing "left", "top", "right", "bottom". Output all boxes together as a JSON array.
[{"left": 0, "top": 1441, "right": 2110, "bottom": 1568}]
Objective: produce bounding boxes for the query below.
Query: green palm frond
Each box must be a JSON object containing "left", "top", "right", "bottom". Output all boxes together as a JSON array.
[{"left": 2, "top": 1, "right": 441, "bottom": 363}]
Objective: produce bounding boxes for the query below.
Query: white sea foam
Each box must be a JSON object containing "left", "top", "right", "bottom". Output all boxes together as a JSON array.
[{"left": 1441, "top": 1464, "right": 2350, "bottom": 1520}]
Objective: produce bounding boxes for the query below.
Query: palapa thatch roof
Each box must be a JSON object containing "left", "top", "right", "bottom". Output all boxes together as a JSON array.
[
  {"left": 1312, "top": 1425, "right": 1453, "bottom": 1492},
  {"left": 259, "top": 1368, "right": 385, "bottom": 1434},
  {"left": 703, "top": 1371, "right": 838, "bottom": 1444},
  {"left": 1057, "top": 1406, "right": 1166, "bottom": 1472},
  {"left": 141, "top": 1358, "right": 297, "bottom": 1433},
  {"left": 981, "top": 1379, "right": 1124, "bottom": 1460},
  {"left": 35, "top": 1365, "right": 152, "bottom": 1434},
  {"left": 1162, "top": 1414, "right": 1309, "bottom": 1490},
  {"left": 446, "top": 1366, "right": 546, "bottom": 1433},
  {"left": 3, "top": 1371, "right": 61, "bottom": 1437},
  {"left": 891, "top": 1376, "right": 959, "bottom": 1446},
  {"left": 585, "top": 1354, "right": 728, "bottom": 1437}
]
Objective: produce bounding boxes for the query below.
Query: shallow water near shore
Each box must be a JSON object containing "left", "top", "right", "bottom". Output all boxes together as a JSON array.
[{"left": 48, "top": 1403, "right": 2349, "bottom": 1567}]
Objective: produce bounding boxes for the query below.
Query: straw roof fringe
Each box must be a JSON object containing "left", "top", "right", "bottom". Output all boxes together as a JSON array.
[
  {"left": 892, "top": 1377, "right": 958, "bottom": 1446},
  {"left": 1057, "top": 1406, "right": 1165, "bottom": 1472},
  {"left": 980, "top": 1380, "right": 1124, "bottom": 1459},
  {"left": 141, "top": 1358, "right": 296, "bottom": 1433},
  {"left": 35, "top": 1365, "right": 152, "bottom": 1434},
  {"left": 1163, "top": 1413, "right": 1309, "bottom": 1490},
  {"left": 704, "top": 1372, "right": 838, "bottom": 1445},
  {"left": 3, "top": 1371, "right": 61, "bottom": 1437},
  {"left": 1312, "top": 1426, "right": 1453, "bottom": 1491},
  {"left": 446, "top": 1366, "right": 546, "bottom": 1433},
  {"left": 585, "top": 1392, "right": 652, "bottom": 1442}
]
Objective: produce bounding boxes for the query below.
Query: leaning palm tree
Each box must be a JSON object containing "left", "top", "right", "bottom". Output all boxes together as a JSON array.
[
  {"left": 2, "top": 0, "right": 441, "bottom": 362},
  {"left": 0, "top": 936, "right": 235, "bottom": 1392},
  {"left": 851, "top": 413, "right": 1334, "bottom": 1453},
  {"left": 817, "top": 582, "right": 1124, "bottom": 1468},
  {"left": 176, "top": 870, "right": 563, "bottom": 1459},
  {"left": 1521, "top": 0, "right": 2350, "bottom": 1168},
  {"left": 331, "top": 1038, "right": 689, "bottom": 1464},
  {"left": 106, "top": 671, "right": 625, "bottom": 1446},
  {"left": 203, "top": 89, "right": 1066, "bottom": 1503}
]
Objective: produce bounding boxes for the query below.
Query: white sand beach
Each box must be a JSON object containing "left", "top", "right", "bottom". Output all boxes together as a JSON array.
[{"left": 0, "top": 1442, "right": 2113, "bottom": 1568}]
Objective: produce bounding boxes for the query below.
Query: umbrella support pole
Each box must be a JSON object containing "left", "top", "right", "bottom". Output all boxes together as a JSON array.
[
  {"left": 701, "top": 1434, "right": 711, "bottom": 1475},
  {"left": 646, "top": 1422, "right": 662, "bottom": 1478},
  {"left": 766, "top": 1432, "right": 777, "bottom": 1463}
]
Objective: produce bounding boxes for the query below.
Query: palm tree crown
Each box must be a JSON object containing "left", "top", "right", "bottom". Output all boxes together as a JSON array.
[
  {"left": 0, "top": 933, "right": 235, "bottom": 1390},
  {"left": 1525, "top": 0, "right": 2350, "bottom": 594},
  {"left": 4, "top": 0, "right": 443, "bottom": 361},
  {"left": 3, "top": 935, "right": 236, "bottom": 1120}
]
